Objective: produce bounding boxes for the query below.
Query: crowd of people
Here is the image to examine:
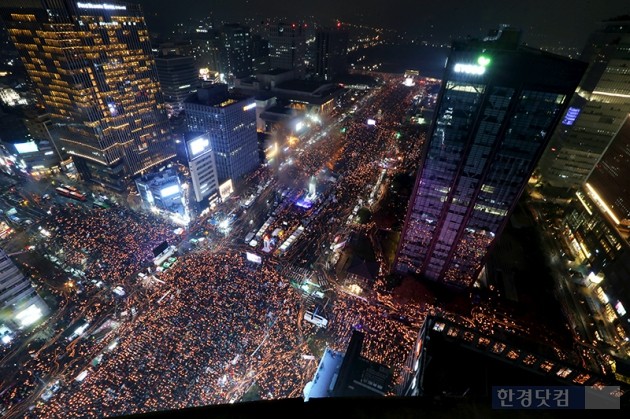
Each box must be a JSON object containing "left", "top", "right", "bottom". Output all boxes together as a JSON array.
[
  {"left": 28, "top": 243, "right": 425, "bottom": 417},
  {"left": 320, "top": 292, "right": 424, "bottom": 391},
  {"left": 31, "top": 250, "right": 312, "bottom": 417},
  {"left": 5, "top": 76, "right": 431, "bottom": 417},
  {"left": 43, "top": 206, "right": 177, "bottom": 285}
]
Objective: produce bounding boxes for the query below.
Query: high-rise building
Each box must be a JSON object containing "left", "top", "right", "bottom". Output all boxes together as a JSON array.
[
  {"left": 185, "top": 134, "right": 219, "bottom": 205},
  {"left": 395, "top": 28, "right": 586, "bottom": 288},
  {"left": 0, "top": 248, "right": 49, "bottom": 330},
  {"left": 155, "top": 55, "right": 199, "bottom": 117},
  {"left": 251, "top": 33, "right": 270, "bottom": 73},
  {"left": 267, "top": 23, "right": 306, "bottom": 73},
  {"left": 0, "top": 0, "right": 175, "bottom": 190},
  {"left": 192, "top": 29, "right": 222, "bottom": 73},
  {"left": 184, "top": 84, "right": 259, "bottom": 183},
  {"left": 398, "top": 315, "right": 618, "bottom": 399},
  {"left": 315, "top": 26, "right": 349, "bottom": 81},
  {"left": 538, "top": 16, "right": 630, "bottom": 189},
  {"left": 559, "top": 117, "right": 630, "bottom": 353},
  {"left": 219, "top": 23, "right": 252, "bottom": 78}
]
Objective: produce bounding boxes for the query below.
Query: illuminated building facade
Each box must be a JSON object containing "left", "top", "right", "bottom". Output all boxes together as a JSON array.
[
  {"left": 135, "top": 167, "right": 184, "bottom": 215},
  {"left": 0, "top": 248, "right": 49, "bottom": 330},
  {"left": 538, "top": 16, "right": 630, "bottom": 189},
  {"left": 561, "top": 117, "right": 630, "bottom": 352},
  {"left": 0, "top": 0, "right": 175, "bottom": 190},
  {"left": 395, "top": 29, "right": 586, "bottom": 288},
  {"left": 315, "top": 26, "right": 349, "bottom": 81},
  {"left": 185, "top": 134, "right": 219, "bottom": 204},
  {"left": 268, "top": 23, "right": 306, "bottom": 73},
  {"left": 184, "top": 84, "right": 259, "bottom": 184}
]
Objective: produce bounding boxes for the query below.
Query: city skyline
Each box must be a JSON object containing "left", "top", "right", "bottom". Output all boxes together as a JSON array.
[
  {"left": 135, "top": 0, "right": 630, "bottom": 48},
  {"left": 1, "top": 0, "right": 630, "bottom": 416}
]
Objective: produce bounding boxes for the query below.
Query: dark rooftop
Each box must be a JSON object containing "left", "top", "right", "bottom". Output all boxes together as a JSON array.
[
  {"left": 332, "top": 330, "right": 392, "bottom": 397},
  {"left": 263, "top": 68, "right": 294, "bottom": 76},
  {"left": 347, "top": 258, "right": 380, "bottom": 282}
]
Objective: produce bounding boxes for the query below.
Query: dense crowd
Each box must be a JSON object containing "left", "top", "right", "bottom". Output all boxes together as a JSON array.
[
  {"left": 28, "top": 246, "right": 421, "bottom": 417},
  {"left": 4, "top": 77, "right": 428, "bottom": 418},
  {"left": 44, "top": 206, "right": 176, "bottom": 284},
  {"left": 31, "top": 251, "right": 311, "bottom": 417}
]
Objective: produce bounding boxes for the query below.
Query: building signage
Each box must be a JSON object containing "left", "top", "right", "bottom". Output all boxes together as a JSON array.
[
  {"left": 562, "top": 107, "right": 581, "bottom": 126},
  {"left": 453, "top": 55, "right": 491, "bottom": 76},
  {"left": 77, "top": 2, "right": 127, "bottom": 10},
  {"left": 219, "top": 179, "right": 233, "bottom": 200}
]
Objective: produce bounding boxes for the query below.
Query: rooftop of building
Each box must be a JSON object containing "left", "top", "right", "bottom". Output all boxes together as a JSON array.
[
  {"left": 347, "top": 258, "right": 380, "bottom": 283},
  {"left": 264, "top": 68, "right": 293, "bottom": 76},
  {"left": 185, "top": 84, "right": 253, "bottom": 108},
  {"left": 136, "top": 167, "right": 179, "bottom": 184},
  {"left": 303, "top": 329, "right": 392, "bottom": 402},
  {"left": 275, "top": 79, "right": 335, "bottom": 94},
  {"left": 332, "top": 330, "right": 392, "bottom": 397},
  {"left": 303, "top": 348, "right": 344, "bottom": 400},
  {"left": 419, "top": 315, "right": 625, "bottom": 394}
]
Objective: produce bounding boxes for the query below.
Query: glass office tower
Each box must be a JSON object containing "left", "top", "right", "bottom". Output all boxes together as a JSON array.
[
  {"left": 395, "top": 29, "right": 586, "bottom": 288},
  {"left": 0, "top": 0, "right": 175, "bottom": 190},
  {"left": 538, "top": 16, "right": 630, "bottom": 189}
]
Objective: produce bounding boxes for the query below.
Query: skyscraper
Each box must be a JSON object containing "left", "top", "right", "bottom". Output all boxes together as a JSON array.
[
  {"left": 155, "top": 54, "right": 199, "bottom": 117},
  {"left": 559, "top": 117, "right": 630, "bottom": 352},
  {"left": 315, "top": 25, "right": 349, "bottom": 81},
  {"left": 395, "top": 29, "right": 586, "bottom": 288},
  {"left": 184, "top": 84, "right": 259, "bottom": 184},
  {"left": 0, "top": 0, "right": 175, "bottom": 190},
  {"left": 251, "top": 33, "right": 270, "bottom": 74},
  {"left": 219, "top": 23, "right": 252, "bottom": 78},
  {"left": 267, "top": 23, "right": 306, "bottom": 73},
  {"left": 537, "top": 16, "right": 630, "bottom": 189}
]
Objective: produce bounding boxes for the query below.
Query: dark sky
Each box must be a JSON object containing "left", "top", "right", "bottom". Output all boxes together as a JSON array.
[{"left": 135, "top": 0, "right": 629, "bottom": 48}]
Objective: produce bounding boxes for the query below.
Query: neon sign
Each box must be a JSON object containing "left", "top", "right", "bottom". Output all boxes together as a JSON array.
[
  {"left": 562, "top": 107, "right": 580, "bottom": 126},
  {"left": 453, "top": 55, "right": 491, "bottom": 76}
]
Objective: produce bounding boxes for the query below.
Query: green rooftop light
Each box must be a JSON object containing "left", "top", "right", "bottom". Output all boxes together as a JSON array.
[{"left": 478, "top": 56, "right": 491, "bottom": 67}]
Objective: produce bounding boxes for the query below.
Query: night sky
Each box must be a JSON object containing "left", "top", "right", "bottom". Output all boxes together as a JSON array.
[{"left": 135, "top": 0, "right": 629, "bottom": 48}]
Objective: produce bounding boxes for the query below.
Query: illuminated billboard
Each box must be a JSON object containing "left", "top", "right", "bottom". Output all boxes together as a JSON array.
[
  {"left": 14, "top": 142, "right": 38, "bottom": 154},
  {"left": 14, "top": 303, "right": 43, "bottom": 328},
  {"left": 188, "top": 136, "right": 211, "bottom": 157},
  {"left": 219, "top": 179, "right": 233, "bottom": 200},
  {"left": 160, "top": 184, "right": 180, "bottom": 198},
  {"left": 243, "top": 102, "right": 256, "bottom": 111},
  {"left": 367, "top": 119, "right": 376, "bottom": 126},
  {"left": 245, "top": 252, "right": 262, "bottom": 264}
]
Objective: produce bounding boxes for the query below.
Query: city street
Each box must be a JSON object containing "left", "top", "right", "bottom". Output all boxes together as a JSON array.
[{"left": 0, "top": 75, "right": 430, "bottom": 418}]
